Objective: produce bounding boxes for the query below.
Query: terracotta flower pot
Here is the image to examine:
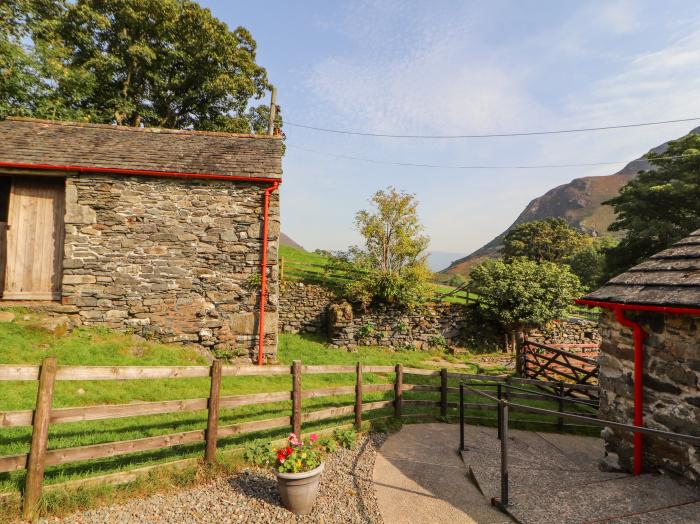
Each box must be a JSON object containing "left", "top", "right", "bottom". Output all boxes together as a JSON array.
[{"left": 274, "top": 462, "right": 324, "bottom": 515}]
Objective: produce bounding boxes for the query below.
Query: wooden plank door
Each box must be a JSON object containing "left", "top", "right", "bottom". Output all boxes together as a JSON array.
[{"left": 3, "top": 177, "right": 65, "bottom": 300}]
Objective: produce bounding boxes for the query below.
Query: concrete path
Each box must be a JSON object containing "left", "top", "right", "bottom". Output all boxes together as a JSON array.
[
  {"left": 372, "top": 423, "right": 512, "bottom": 523},
  {"left": 374, "top": 422, "right": 700, "bottom": 524}
]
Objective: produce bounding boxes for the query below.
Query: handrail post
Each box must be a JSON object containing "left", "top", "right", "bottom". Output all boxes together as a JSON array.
[
  {"left": 497, "top": 383, "right": 502, "bottom": 440},
  {"left": 500, "top": 398, "right": 509, "bottom": 507},
  {"left": 394, "top": 364, "right": 403, "bottom": 418},
  {"left": 23, "top": 357, "right": 57, "bottom": 520},
  {"left": 292, "top": 360, "right": 302, "bottom": 436},
  {"left": 205, "top": 359, "right": 223, "bottom": 463},
  {"left": 440, "top": 368, "right": 448, "bottom": 418},
  {"left": 459, "top": 383, "right": 465, "bottom": 451},
  {"left": 557, "top": 381, "right": 565, "bottom": 432},
  {"left": 355, "top": 362, "right": 363, "bottom": 431}
]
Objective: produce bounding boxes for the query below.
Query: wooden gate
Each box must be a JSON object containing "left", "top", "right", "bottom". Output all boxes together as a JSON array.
[
  {"left": 520, "top": 340, "right": 599, "bottom": 397},
  {"left": 3, "top": 176, "right": 65, "bottom": 300}
]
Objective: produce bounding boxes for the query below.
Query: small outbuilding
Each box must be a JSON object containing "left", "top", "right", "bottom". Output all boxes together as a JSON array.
[
  {"left": 0, "top": 117, "right": 283, "bottom": 361},
  {"left": 578, "top": 230, "right": 700, "bottom": 483}
]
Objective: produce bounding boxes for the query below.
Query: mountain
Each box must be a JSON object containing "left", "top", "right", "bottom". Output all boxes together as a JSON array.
[
  {"left": 280, "top": 232, "right": 304, "bottom": 250},
  {"left": 441, "top": 129, "right": 696, "bottom": 276}
]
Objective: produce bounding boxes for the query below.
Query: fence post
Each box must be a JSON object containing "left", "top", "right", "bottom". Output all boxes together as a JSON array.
[
  {"left": 500, "top": 398, "right": 509, "bottom": 507},
  {"left": 355, "top": 362, "right": 363, "bottom": 431},
  {"left": 394, "top": 364, "right": 403, "bottom": 418},
  {"left": 459, "top": 383, "right": 465, "bottom": 451},
  {"left": 515, "top": 335, "right": 524, "bottom": 376},
  {"left": 205, "top": 359, "right": 223, "bottom": 463},
  {"left": 557, "top": 381, "right": 565, "bottom": 432},
  {"left": 292, "top": 360, "right": 302, "bottom": 436},
  {"left": 497, "top": 383, "right": 502, "bottom": 440},
  {"left": 440, "top": 368, "right": 448, "bottom": 418},
  {"left": 23, "top": 357, "right": 57, "bottom": 520}
]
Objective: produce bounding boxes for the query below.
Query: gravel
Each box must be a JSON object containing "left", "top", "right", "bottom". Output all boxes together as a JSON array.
[{"left": 41, "top": 433, "right": 387, "bottom": 524}]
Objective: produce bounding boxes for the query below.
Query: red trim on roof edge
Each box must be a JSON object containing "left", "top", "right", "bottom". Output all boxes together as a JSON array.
[
  {"left": 575, "top": 298, "right": 700, "bottom": 316},
  {"left": 0, "top": 161, "right": 280, "bottom": 184}
]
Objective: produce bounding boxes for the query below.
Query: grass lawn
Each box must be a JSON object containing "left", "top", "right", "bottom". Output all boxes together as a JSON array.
[{"left": 0, "top": 319, "right": 596, "bottom": 496}]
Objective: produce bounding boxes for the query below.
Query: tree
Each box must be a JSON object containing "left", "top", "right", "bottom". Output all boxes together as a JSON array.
[
  {"left": 503, "top": 218, "right": 587, "bottom": 264},
  {"left": 1, "top": 0, "right": 278, "bottom": 132},
  {"left": 568, "top": 237, "right": 617, "bottom": 291},
  {"left": 469, "top": 258, "right": 582, "bottom": 336},
  {"left": 604, "top": 133, "right": 700, "bottom": 276},
  {"left": 331, "top": 187, "right": 432, "bottom": 307}
]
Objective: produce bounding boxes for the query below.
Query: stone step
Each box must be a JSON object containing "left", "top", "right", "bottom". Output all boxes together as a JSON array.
[
  {"left": 461, "top": 430, "right": 601, "bottom": 472},
  {"left": 469, "top": 463, "right": 629, "bottom": 502},
  {"left": 505, "top": 473, "right": 700, "bottom": 524}
]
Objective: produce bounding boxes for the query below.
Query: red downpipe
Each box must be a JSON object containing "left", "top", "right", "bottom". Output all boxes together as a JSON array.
[
  {"left": 613, "top": 307, "right": 646, "bottom": 475},
  {"left": 577, "top": 298, "right": 700, "bottom": 476},
  {"left": 258, "top": 181, "right": 280, "bottom": 365},
  {"left": 1, "top": 160, "right": 282, "bottom": 366}
]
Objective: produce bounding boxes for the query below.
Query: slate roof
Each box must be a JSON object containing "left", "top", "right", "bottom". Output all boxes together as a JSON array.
[
  {"left": 0, "top": 117, "right": 282, "bottom": 179},
  {"left": 583, "top": 229, "right": 700, "bottom": 308}
]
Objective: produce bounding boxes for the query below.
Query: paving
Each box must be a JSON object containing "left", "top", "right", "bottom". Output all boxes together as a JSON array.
[
  {"left": 374, "top": 423, "right": 700, "bottom": 524},
  {"left": 372, "top": 423, "right": 511, "bottom": 523}
]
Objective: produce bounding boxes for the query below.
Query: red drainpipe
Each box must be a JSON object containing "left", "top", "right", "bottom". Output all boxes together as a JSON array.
[
  {"left": 576, "top": 298, "right": 700, "bottom": 475},
  {"left": 0, "top": 160, "right": 282, "bottom": 366},
  {"left": 257, "top": 181, "right": 280, "bottom": 365}
]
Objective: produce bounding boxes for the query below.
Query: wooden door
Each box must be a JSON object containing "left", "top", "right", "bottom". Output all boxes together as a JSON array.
[{"left": 3, "top": 177, "right": 65, "bottom": 300}]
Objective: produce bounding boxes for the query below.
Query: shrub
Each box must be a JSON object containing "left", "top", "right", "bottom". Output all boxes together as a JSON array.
[
  {"left": 243, "top": 439, "right": 274, "bottom": 467},
  {"left": 334, "top": 428, "right": 357, "bottom": 450},
  {"left": 428, "top": 334, "right": 447, "bottom": 349}
]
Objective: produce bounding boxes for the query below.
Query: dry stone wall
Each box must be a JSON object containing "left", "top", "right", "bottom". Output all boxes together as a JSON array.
[
  {"left": 598, "top": 309, "right": 700, "bottom": 483},
  {"left": 280, "top": 283, "right": 466, "bottom": 349},
  {"left": 59, "top": 174, "right": 280, "bottom": 358},
  {"left": 527, "top": 318, "right": 601, "bottom": 346},
  {"left": 279, "top": 282, "right": 336, "bottom": 334}
]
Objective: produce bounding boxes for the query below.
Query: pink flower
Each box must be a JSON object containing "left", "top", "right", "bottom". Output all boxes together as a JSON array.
[
  {"left": 288, "top": 433, "right": 301, "bottom": 446},
  {"left": 309, "top": 434, "right": 318, "bottom": 442}
]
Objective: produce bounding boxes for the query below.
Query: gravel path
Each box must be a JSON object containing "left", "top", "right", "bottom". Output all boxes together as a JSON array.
[{"left": 41, "top": 434, "right": 386, "bottom": 524}]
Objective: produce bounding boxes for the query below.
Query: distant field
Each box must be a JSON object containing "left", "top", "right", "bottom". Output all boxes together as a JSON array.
[{"left": 279, "top": 245, "right": 472, "bottom": 304}]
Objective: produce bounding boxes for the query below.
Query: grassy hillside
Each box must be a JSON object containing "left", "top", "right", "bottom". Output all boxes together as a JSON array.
[{"left": 280, "top": 245, "right": 471, "bottom": 303}]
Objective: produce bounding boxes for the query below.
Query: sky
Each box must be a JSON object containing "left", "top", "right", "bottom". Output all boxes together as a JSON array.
[{"left": 201, "top": 0, "right": 700, "bottom": 269}]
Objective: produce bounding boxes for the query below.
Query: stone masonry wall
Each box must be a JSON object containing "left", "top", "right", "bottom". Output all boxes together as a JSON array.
[
  {"left": 598, "top": 309, "right": 700, "bottom": 483},
  {"left": 528, "top": 318, "right": 601, "bottom": 346},
  {"left": 279, "top": 282, "right": 336, "bottom": 335},
  {"left": 60, "top": 174, "right": 280, "bottom": 358},
  {"left": 328, "top": 301, "right": 466, "bottom": 350}
]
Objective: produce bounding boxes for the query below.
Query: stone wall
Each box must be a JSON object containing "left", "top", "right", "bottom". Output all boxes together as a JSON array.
[
  {"left": 527, "top": 318, "right": 601, "bottom": 346},
  {"left": 598, "top": 309, "right": 700, "bottom": 483},
  {"left": 59, "top": 174, "right": 280, "bottom": 358},
  {"left": 279, "top": 282, "right": 336, "bottom": 335},
  {"left": 328, "top": 301, "right": 466, "bottom": 350}
]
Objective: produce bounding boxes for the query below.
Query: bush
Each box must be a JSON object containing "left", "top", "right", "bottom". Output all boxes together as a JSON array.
[
  {"left": 469, "top": 258, "right": 583, "bottom": 335},
  {"left": 333, "top": 428, "right": 357, "bottom": 450},
  {"left": 243, "top": 439, "right": 274, "bottom": 467}
]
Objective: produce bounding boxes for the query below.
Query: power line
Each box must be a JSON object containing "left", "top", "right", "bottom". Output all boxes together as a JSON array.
[
  {"left": 286, "top": 144, "right": 698, "bottom": 170},
  {"left": 285, "top": 116, "right": 700, "bottom": 139}
]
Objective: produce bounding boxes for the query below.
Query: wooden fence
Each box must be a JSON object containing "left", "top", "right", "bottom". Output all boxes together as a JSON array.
[
  {"left": 0, "top": 359, "right": 601, "bottom": 519},
  {"left": 520, "top": 340, "right": 599, "bottom": 398}
]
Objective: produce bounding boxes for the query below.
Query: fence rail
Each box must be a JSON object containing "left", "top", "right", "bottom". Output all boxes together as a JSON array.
[
  {"left": 1, "top": 357, "right": 606, "bottom": 519},
  {"left": 1, "top": 359, "right": 512, "bottom": 518}
]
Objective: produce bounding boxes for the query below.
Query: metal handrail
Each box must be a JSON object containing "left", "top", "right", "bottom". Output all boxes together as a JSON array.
[
  {"left": 504, "top": 383, "right": 598, "bottom": 408},
  {"left": 458, "top": 380, "right": 700, "bottom": 509}
]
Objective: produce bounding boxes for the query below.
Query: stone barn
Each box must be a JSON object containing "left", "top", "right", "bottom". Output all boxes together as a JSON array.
[
  {"left": 0, "top": 117, "right": 283, "bottom": 361},
  {"left": 577, "top": 229, "right": 700, "bottom": 483}
]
